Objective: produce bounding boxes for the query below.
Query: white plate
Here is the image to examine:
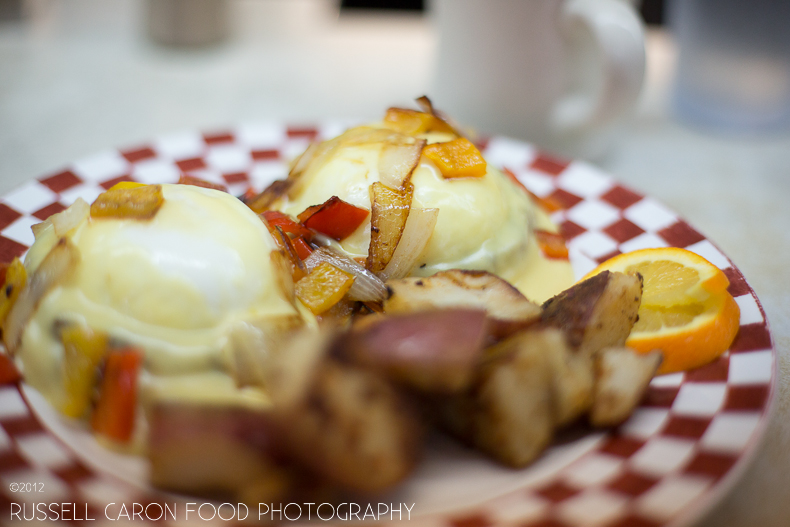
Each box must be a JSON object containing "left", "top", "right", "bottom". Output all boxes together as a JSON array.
[{"left": 0, "top": 124, "right": 776, "bottom": 527}]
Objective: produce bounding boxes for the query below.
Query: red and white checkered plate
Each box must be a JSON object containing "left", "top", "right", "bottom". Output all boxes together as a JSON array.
[{"left": 0, "top": 123, "right": 776, "bottom": 527}]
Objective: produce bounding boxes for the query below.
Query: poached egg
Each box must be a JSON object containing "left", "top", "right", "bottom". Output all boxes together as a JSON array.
[
  {"left": 275, "top": 125, "right": 574, "bottom": 302},
  {"left": 18, "top": 184, "right": 308, "bottom": 419}
]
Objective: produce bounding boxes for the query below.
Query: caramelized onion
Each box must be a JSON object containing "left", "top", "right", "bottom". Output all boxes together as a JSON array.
[
  {"left": 31, "top": 198, "right": 90, "bottom": 240},
  {"left": 342, "top": 127, "right": 409, "bottom": 146},
  {"left": 51, "top": 198, "right": 89, "bottom": 237},
  {"left": 378, "top": 139, "right": 426, "bottom": 190},
  {"left": 379, "top": 207, "right": 438, "bottom": 281},
  {"left": 368, "top": 182, "right": 413, "bottom": 274},
  {"left": 415, "top": 95, "right": 467, "bottom": 138},
  {"left": 289, "top": 141, "right": 321, "bottom": 179},
  {"left": 4, "top": 238, "right": 79, "bottom": 353},
  {"left": 303, "top": 247, "right": 387, "bottom": 303}
]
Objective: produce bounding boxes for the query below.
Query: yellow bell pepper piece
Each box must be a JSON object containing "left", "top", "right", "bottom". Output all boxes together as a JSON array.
[
  {"left": 384, "top": 108, "right": 455, "bottom": 135},
  {"left": 423, "top": 137, "right": 487, "bottom": 179},
  {"left": 91, "top": 184, "right": 164, "bottom": 219},
  {"left": 295, "top": 262, "right": 355, "bottom": 315},
  {"left": 0, "top": 259, "right": 26, "bottom": 326},
  {"left": 61, "top": 325, "right": 109, "bottom": 418},
  {"left": 108, "top": 181, "right": 148, "bottom": 191}
]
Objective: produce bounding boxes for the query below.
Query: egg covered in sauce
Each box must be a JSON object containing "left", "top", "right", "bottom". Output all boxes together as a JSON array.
[
  {"left": 264, "top": 109, "right": 574, "bottom": 303},
  {"left": 12, "top": 183, "right": 311, "bottom": 446}
]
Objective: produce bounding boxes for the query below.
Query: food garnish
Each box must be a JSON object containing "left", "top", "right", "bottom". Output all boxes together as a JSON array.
[
  {"left": 303, "top": 247, "right": 387, "bottom": 303},
  {"left": 378, "top": 138, "right": 426, "bottom": 189},
  {"left": 368, "top": 182, "right": 413, "bottom": 274},
  {"left": 294, "top": 262, "right": 355, "bottom": 315},
  {"left": 586, "top": 247, "right": 740, "bottom": 374},
  {"left": 270, "top": 226, "right": 307, "bottom": 281},
  {"left": 415, "top": 95, "right": 466, "bottom": 137},
  {"left": 423, "top": 137, "right": 487, "bottom": 179},
  {"left": 245, "top": 179, "right": 293, "bottom": 214},
  {"left": 503, "top": 168, "right": 565, "bottom": 212},
  {"left": 0, "top": 258, "right": 26, "bottom": 327},
  {"left": 61, "top": 325, "right": 109, "bottom": 418},
  {"left": 90, "top": 183, "right": 164, "bottom": 219},
  {"left": 177, "top": 174, "right": 228, "bottom": 192},
  {"left": 383, "top": 108, "right": 454, "bottom": 135},
  {"left": 378, "top": 206, "right": 438, "bottom": 281},
  {"left": 262, "top": 210, "right": 314, "bottom": 239},
  {"left": 0, "top": 353, "right": 21, "bottom": 385},
  {"left": 292, "top": 236, "right": 313, "bottom": 260},
  {"left": 3, "top": 238, "right": 78, "bottom": 352},
  {"left": 91, "top": 347, "right": 143, "bottom": 443},
  {"left": 297, "top": 196, "right": 369, "bottom": 241},
  {"left": 535, "top": 229, "right": 570, "bottom": 259}
]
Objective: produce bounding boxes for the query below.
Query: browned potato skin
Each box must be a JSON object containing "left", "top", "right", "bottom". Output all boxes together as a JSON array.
[
  {"left": 385, "top": 270, "right": 541, "bottom": 341},
  {"left": 542, "top": 270, "right": 643, "bottom": 357},
  {"left": 339, "top": 308, "right": 488, "bottom": 393},
  {"left": 537, "top": 329, "right": 595, "bottom": 427},
  {"left": 276, "top": 359, "right": 423, "bottom": 494},
  {"left": 590, "top": 347, "right": 662, "bottom": 427},
  {"left": 435, "top": 328, "right": 558, "bottom": 468},
  {"left": 226, "top": 314, "right": 304, "bottom": 388},
  {"left": 262, "top": 328, "right": 423, "bottom": 495},
  {"left": 147, "top": 403, "right": 293, "bottom": 502}
]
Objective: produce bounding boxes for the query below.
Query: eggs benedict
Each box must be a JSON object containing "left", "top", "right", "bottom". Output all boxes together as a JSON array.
[
  {"left": 255, "top": 104, "right": 574, "bottom": 303},
  {"left": 10, "top": 183, "right": 311, "bottom": 445}
]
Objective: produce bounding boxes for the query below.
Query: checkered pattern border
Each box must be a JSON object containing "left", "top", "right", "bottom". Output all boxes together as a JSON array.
[{"left": 0, "top": 125, "right": 776, "bottom": 527}]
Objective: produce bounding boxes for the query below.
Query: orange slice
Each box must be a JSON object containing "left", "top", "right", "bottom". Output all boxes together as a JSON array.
[
  {"left": 585, "top": 247, "right": 729, "bottom": 307},
  {"left": 586, "top": 247, "right": 740, "bottom": 374}
]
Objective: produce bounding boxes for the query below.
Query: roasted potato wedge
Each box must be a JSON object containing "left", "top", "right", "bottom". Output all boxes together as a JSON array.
[
  {"left": 542, "top": 270, "right": 642, "bottom": 357},
  {"left": 339, "top": 308, "right": 488, "bottom": 393},
  {"left": 384, "top": 270, "right": 541, "bottom": 339},
  {"left": 277, "top": 359, "right": 423, "bottom": 494},
  {"left": 538, "top": 328, "right": 595, "bottom": 427},
  {"left": 225, "top": 315, "right": 304, "bottom": 388},
  {"left": 590, "top": 347, "right": 662, "bottom": 427},
  {"left": 436, "top": 327, "right": 557, "bottom": 468},
  {"left": 261, "top": 328, "right": 332, "bottom": 411},
  {"left": 262, "top": 328, "right": 422, "bottom": 494},
  {"left": 148, "top": 403, "right": 291, "bottom": 502}
]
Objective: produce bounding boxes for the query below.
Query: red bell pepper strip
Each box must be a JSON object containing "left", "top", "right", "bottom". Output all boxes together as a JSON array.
[
  {"left": 502, "top": 168, "right": 563, "bottom": 213},
  {"left": 535, "top": 229, "right": 569, "bottom": 259},
  {"left": 239, "top": 187, "right": 258, "bottom": 204},
  {"left": 271, "top": 226, "right": 307, "bottom": 282},
  {"left": 292, "top": 236, "right": 314, "bottom": 261},
  {"left": 91, "top": 348, "right": 143, "bottom": 443},
  {"left": 0, "top": 354, "right": 21, "bottom": 385},
  {"left": 297, "top": 196, "right": 369, "bottom": 241},
  {"left": 261, "top": 211, "right": 314, "bottom": 240},
  {"left": 177, "top": 174, "right": 228, "bottom": 192}
]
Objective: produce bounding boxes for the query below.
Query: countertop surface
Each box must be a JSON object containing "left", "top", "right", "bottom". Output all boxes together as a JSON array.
[{"left": 1, "top": 1, "right": 788, "bottom": 526}]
